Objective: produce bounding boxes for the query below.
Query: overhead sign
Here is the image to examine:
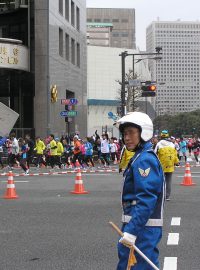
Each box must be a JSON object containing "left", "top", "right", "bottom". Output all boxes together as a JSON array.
[
  {"left": 0, "top": 42, "right": 29, "bottom": 71},
  {"left": 0, "top": 102, "right": 19, "bottom": 136},
  {"left": 128, "top": 79, "right": 141, "bottom": 87},
  {"left": 61, "top": 98, "right": 78, "bottom": 105},
  {"left": 60, "top": 111, "right": 78, "bottom": 117}
]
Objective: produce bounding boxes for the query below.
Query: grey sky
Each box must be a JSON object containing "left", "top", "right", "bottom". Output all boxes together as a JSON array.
[{"left": 87, "top": 0, "right": 200, "bottom": 50}]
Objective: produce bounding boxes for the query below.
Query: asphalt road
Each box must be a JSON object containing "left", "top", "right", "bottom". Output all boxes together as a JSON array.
[{"left": 0, "top": 164, "right": 199, "bottom": 270}]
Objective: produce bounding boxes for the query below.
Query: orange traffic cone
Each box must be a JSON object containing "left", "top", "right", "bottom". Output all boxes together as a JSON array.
[
  {"left": 4, "top": 171, "right": 19, "bottom": 199},
  {"left": 181, "top": 162, "right": 196, "bottom": 186},
  {"left": 70, "top": 168, "right": 89, "bottom": 194},
  {"left": 75, "top": 159, "right": 80, "bottom": 167}
]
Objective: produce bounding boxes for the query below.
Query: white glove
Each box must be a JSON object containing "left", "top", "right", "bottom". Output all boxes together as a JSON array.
[{"left": 119, "top": 232, "right": 137, "bottom": 247}]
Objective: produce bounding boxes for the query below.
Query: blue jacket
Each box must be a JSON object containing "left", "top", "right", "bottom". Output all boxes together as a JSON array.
[
  {"left": 0, "top": 137, "right": 7, "bottom": 147},
  {"left": 85, "top": 142, "right": 93, "bottom": 156},
  {"left": 121, "top": 141, "right": 165, "bottom": 236}
]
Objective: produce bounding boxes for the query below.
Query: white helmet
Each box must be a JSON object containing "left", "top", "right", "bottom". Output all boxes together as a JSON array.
[{"left": 117, "top": 112, "right": 153, "bottom": 141}]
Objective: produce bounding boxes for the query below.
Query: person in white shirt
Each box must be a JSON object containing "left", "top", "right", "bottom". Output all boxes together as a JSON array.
[
  {"left": 110, "top": 138, "right": 118, "bottom": 162},
  {"left": 100, "top": 133, "right": 110, "bottom": 166},
  {"left": 9, "top": 133, "right": 20, "bottom": 168}
]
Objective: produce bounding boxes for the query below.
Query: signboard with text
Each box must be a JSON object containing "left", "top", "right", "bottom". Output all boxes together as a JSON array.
[
  {"left": 60, "top": 110, "right": 78, "bottom": 117},
  {"left": 61, "top": 98, "right": 78, "bottom": 105},
  {"left": 0, "top": 42, "right": 29, "bottom": 71}
]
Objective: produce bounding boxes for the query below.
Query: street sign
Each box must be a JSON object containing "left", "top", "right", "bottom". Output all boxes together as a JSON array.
[
  {"left": 108, "top": 112, "right": 114, "bottom": 117},
  {"left": 60, "top": 111, "right": 78, "bottom": 117},
  {"left": 128, "top": 79, "right": 141, "bottom": 87},
  {"left": 61, "top": 98, "right": 78, "bottom": 105}
]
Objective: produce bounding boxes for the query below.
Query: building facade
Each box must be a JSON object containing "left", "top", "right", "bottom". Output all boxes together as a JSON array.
[
  {"left": 146, "top": 20, "right": 200, "bottom": 116},
  {"left": 87, "top": 46, "right": 151, "bottom": 137},
  {"left": 0, "top": 0, "right": 87, "bottom": 138},
  {"left": 87, "top": 8, "right": 136, "bottom": 49}
]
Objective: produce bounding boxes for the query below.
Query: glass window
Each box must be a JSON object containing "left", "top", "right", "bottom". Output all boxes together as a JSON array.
[
  {"left": 121, "top": 19, "right": 128, "bottom": 23},
  {"left": 94, "top": 19, "right": 101, "bottom": 22},
  {"left": 76, "top": 6, "right": 80, "bottom": 31},
  {"left": 71, "top": 38, "right": 75, "bottom": 64},
  {"left": 59, "top": 0, "right": 63, "bottom": 15},
  {"left": 71, "top": 0, "right": 75, "bottom": 26},
  {"left": 103, "top": 19, "right": 110, "bottom": 22},
  {"left": 65, "top": 33, "right": 69, "bottom": 61},
  {"left": 112, "top": 19, "right": 119, "bottom": 23},
  {"left": 76, "top": 43, "right": 80, "bottom": 67},
  {"left": 59, "top": 28, "right": 63, "bottom": 57},
  {"left": 65, "top": 0, "right": 69, "bottom": 21}
]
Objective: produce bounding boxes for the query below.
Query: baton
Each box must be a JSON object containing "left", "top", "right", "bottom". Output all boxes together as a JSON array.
[{"left": 109, "top": 221, "right": 160, "bottom": 270}]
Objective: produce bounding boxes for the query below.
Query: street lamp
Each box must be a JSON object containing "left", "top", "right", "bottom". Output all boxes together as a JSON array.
[{"left": 119, "top": 48, "right": 162, "bottom": 116}]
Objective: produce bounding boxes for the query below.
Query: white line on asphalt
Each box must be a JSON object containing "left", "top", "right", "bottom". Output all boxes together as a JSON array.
[
  {"left": 177, "top": 175, "right": 200, "bottom": 177},
  {"left": 171, "top": 217, "right": 181, "bottom": 226},
  {"left": 167, "top": 233, "right": 179, "bottom": 245},
  {"left": 1, "top": 180, "right": 29, "bottom": 183},
  {"left": 163, "top": 257, "right": 177, "bottom": 270}
]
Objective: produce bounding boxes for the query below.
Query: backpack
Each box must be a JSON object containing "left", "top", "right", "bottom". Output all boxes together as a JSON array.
[{"left": 158, "top": 146, "right": 177, "bottom": 169}]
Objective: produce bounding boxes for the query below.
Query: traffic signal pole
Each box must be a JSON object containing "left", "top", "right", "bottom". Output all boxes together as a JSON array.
[
  {"left": 121, "top": 51, "right": 127, "bottom": 116},
  {"left": 119, "top": 48, "right": 162, "bottom": 116}
]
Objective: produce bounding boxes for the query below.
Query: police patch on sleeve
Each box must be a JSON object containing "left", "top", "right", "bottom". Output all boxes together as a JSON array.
[{"left": 138, "top": 168, "right": 150, "bottom": 177}]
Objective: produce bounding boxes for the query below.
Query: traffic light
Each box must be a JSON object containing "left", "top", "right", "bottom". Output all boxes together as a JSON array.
[
  {"left": 141, "top": 81, "right": 157, "bottom": 97},
  {"left": 51, "top": 85, "right": 58, "bottom": 103}
]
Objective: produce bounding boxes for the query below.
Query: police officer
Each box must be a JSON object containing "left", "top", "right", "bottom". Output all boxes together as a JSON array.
[{"left": 116, "top": 112, "right": 165, "bottom": 270}]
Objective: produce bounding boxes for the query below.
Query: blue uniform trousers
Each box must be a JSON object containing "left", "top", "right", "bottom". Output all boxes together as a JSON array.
[{"left": 117, "top": 226, "right": 162, "bottom": 270}]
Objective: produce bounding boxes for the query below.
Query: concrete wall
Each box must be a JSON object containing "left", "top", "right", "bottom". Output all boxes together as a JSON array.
[{"left": 34, "top": 0, "right": 87, "bottom": 138}]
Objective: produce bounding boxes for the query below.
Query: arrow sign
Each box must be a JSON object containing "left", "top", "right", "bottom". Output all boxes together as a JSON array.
[
  {"left": 60, "top": 111, "right": 78, "bottom": 117},
  {"left": 61, "top": 98, "right": 78, "bottom": 105}
]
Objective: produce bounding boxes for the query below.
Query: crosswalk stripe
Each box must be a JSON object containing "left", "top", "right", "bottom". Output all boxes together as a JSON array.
[
  {"left": 163, "top": 257, "right": 177, "bottom": 270},
  {"left": 171, "top": 217, "right": 181, "bottom": 226},
  {"left": 167, "top": 233, "right": 179, "bottom": 245}
]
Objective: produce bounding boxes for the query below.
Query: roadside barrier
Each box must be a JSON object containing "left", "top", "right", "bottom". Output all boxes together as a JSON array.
[
  {"left": 180, "top": 162, "right": 196, "bottom": 186},
  {"left": 70, "top": 168, "right": 89, "bottom": 194},
  {"left": 3, "top": 171, "right": 19, "bottom": 199}
]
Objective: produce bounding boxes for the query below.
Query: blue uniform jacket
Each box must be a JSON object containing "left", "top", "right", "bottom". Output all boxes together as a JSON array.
[{"left": 121, "top": 141, "right": 165, "bottom": 236}]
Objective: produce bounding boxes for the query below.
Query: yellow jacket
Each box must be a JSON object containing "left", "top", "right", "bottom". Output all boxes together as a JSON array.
[
  {"left": 119, "top": 146, "right": 135, "bottom": 170},
  {"left": 57, "top": 141, "right": 64, "bottom": 156},
  {"left": 34, "top": 140, "right": 46, "bottom": 155},
  {"left": 156, "top": 140, "right": 179, "bottom": 173},
  {"left": 50, "top": 140, "right": 57, "bottom": 156}
]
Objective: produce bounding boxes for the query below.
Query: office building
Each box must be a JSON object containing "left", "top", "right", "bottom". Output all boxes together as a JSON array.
[
  {"left": 0, "top": 0, "right": 87, "bottom": 138},
  {"left": 87, "top": 8, "right": 136, "bottom": 49},
  {"left": 146, "top": 20, "right": 200, "bottom": 115}
]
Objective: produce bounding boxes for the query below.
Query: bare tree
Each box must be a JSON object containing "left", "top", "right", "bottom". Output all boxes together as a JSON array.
[{"left": 126, "top": 69, "right": 142, "bottom": 112}]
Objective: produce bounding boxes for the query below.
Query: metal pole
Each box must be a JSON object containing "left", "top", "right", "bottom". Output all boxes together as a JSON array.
[
  {"left": 46, "top": 0, "right": 50, "bottom": 136},
  {"left": 132, "top": 54, "right": 134, "bottom": 78},
  {"left": 145, "top": 96, "right": 147, "bottom": 114},
  {"left": 121, "top": 51, "right": 126, "bottom": 116}
]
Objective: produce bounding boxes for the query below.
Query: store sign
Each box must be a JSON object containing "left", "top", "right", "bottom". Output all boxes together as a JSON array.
[{"left": 0, "top": 43, "right": 29, "bottom": 71}]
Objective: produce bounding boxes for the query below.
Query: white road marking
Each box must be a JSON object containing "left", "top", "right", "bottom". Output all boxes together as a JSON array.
[
  {"left": 1, "top": 180, "right": 29, "bottom": 183},
  {"left": 177, "top": 175, "right": 199, "bottom": 177},
  {"left": 163, "top": 257, "right": 177, "bottom": 270},
  {"left": 171, "top": 217, "right": 181, "bottom": 226},
  {"left": 167, "top": 233, "right": 179, "bottom": 245}
]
